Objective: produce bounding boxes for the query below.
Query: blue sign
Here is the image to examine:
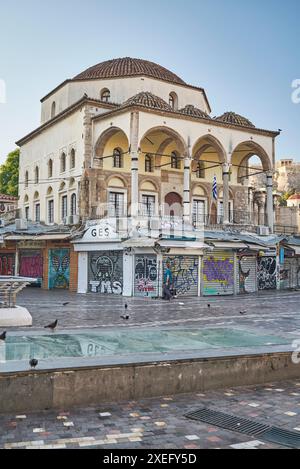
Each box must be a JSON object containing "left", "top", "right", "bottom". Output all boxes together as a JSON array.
[{"left": 279, "top": 247, "right": 285, "bottom": 265}]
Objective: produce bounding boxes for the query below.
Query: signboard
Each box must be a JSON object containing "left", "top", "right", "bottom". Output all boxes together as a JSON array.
[{"left": 82, "top": 221, "right": 119, "bottom": 242}]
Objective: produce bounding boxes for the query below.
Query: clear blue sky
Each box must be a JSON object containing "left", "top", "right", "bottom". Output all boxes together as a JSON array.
[{"left": 0, "top": 0, "right": 299, "bottom": 162}]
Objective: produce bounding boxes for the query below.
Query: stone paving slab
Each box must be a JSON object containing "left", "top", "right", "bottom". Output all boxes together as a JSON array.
[{"left": 1, "top": 379, "right": 300, "bottom": 449}]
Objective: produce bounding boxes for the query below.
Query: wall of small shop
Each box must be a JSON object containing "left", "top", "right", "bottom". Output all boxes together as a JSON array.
[
  {"left": 280, "top": 257, "right": 300, "bottom": 289},
  {"left": 238, "top": 255, "right": 257, "bottom": 294},
  {"left": 0, "top": 241, "right": 16, "bottom": 275},
  {"left": 257, "top": 256, "right": 277, "bottom": 290},
  {"left": 202, "top": 250, "right": 235, "bottom": 296},
  {"left": 88, "top": 250, "right": 123, "bottom": 295},
  {"left": 162, "top": 255, "right": 199, "bottom": 297},
  {"left": 42, "top": 242, "right": 78, "bottom": 292},
  {"left": 134, "top": 254, "right": 158, "bottom": 298}
]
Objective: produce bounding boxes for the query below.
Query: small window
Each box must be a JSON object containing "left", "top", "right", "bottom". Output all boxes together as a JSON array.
[
  {"left": 34, "top": 167, "right": 39, "bottom": 184},
  {"left": 70, "top": 149, "right": 76, "bottom": 169},
  {"left": 71, "top": 193, "right": 77, "bottom": 215},
  {"left": 113, "top": 148, "right": 123, "bottom": 168},
  {"left": 35, "top": 203, "right": 40, "bottom": 222},
  {"left": 169, "top": 92, "right": 178, "bottom": 110},
  {"left": 48, "top": 159, "right": 53, "bottom": 178},
  {"left": 60, "top": 152, "right": 66, "bottom": 173},
  {"left": 171, "top": 151, "right": 181, "bottom": 170},
  {"left": 101, "top": 89, "right": 110, "bottom": 102},
  {"left": 61, "top": 195, "right": 68, "bottom": 219},
  {"left": 145, "top": 154, "right": 153, "bottom": 173},
  {"left": 51, "top": 101, "right": 56, "bottom": 118},
  {"left": 196, "top": 161, "right": 205, "bottom": 179},
  {"left": 25, "top": 171, "right": 29, "bottom": 188},
  {"left": 48, "top": 200, "right": 54, "bottom": 224}
]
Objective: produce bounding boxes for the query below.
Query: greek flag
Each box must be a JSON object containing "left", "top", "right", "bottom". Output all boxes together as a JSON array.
[{"left": 212, "top": 175, "right": 218, "bottom": 200}]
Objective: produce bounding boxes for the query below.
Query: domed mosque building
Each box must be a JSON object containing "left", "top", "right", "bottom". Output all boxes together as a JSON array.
[{"left": 15, "top": 57, "right": 281, "bottom": 296}]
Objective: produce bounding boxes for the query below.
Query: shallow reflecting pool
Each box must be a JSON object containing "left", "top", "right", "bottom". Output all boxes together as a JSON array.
[{"left": 1, "top": 328, "right": 291, "bottom": 362}]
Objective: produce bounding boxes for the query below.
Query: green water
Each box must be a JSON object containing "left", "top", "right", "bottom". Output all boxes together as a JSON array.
[{"left": 1, "top": 328, "right": 291, "bottom": 362}]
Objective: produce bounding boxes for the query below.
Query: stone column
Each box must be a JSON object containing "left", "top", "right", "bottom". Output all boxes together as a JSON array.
[
  {"left": 222, "top": 163, "right": 230, "bottom": 224},
  {"left": 266, "top": 171, "right": 274, "bottom": 233},
  {"left": 256, "top": 193, "right": 266, "bottom": 226},
  {"left": 130, "top": 112, "right": 139, "bottom": 217},
  {"left": 248, "top": 187, "right": 254, "bottom": 224},
  {"left": 183, "top": 156, "right": 191, "bottom": 224}
]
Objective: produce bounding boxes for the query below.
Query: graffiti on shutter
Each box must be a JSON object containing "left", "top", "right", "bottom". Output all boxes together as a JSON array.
[
  {"left": 49, "top": 249, "right": 70, "bottom": 289},
  {"left": 280, "top": 258, "right": 300, "bottom": 289},
  {"left": 239, "top": 256, "right": 257, "bottom": 294},
  {"left": 88, "top": 251, "right": 123, "bottom": 295},
  {"left": 203, "top": 251, "right": 234, "bottom": 296},
  {"left": 0, "top": 253, "right": 15, "bottom": 275},
  {"left": 19, "top": 250, "right": 43, "bottom": 279},
  {"left": 134, "top": 255, "right": 158, "bottom": 297},
  {"left": 163, "top": 256, "right": 199, "bottom": 296},
  {"left": 257, "top": 257, "right": 276, "bottom": 290}
]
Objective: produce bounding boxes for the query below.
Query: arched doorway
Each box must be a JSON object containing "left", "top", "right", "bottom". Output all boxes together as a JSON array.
[{"left": 165, "top": 192, "right": 183, "bottom": 217}]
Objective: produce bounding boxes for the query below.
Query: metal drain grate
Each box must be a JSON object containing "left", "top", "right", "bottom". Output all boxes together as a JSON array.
[
  {"left": 185, "top": 408, "right": 270, "bottom": 436},
  {"left": 185, "top": 408, "right": 300, "bottom": 448},
  {"left": 262, "top": 427, "right": 300, "bottom": 449}
]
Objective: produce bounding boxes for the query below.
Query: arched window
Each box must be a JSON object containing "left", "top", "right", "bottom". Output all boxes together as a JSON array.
[
  {"left": 60, "top": 152, "right": 66, "bottom": 173},
  {"left": 25, "top": 171, "right": 29, "bottom": 188},
  {"left": 70, "top": 149, "right": 76, "bottom": 169},
  {"left": 71, "top": 193, "right": 77, "bottom": 215},
  {"left": 101, "top": 88, "right": 111, "bottom": 102},
  {"left": 34, "top": 166, "right": 39, "bottom": 184},
  {"left": 169, "top": 92, "right": 178, "bottom": 110},
  {"left": 51, "top": 101, "right": 56, "bottom": 118},
  {"left": 113, "top": 148, "right": 123, "bottom": 168},
  {"left": 145, "top": 154, "right": 153, "bottom": 173},
  {"left": 171, "top": 151, "right": 181, "bottom": 170},
  {"left": 196, "top": 161, "right": 205, "bottom": 179},
  {"left": 48, "top": 159, "right": 53, "bottom": 178}
]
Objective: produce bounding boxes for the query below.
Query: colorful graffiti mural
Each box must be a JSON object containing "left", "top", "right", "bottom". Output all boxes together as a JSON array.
[
  {"left": 19, "top": 251, "right": 43, "bottom": 279},
  {"left": 0, "top": 254, "right": 15, "bottom": 276},
  {"left": 203, "top": 254, "right": 234, "bottom": 295},
  {"left": 48, "top": 249, "right": 70, "bottom": 289},
  {"left": 89, "top": 251, "right": 123, "bottom": 295},
  {"left": 257, "top": 257, "right": 277, "bottom": 290},
  {"left": 163, "top": 256, "right": 199, "bottom": 296},
  {"left": 134, "top": 255, "right": 158, "bottom": 297},
  {"left": 239, "top": 256, "right": 256, "bottom": 294}
]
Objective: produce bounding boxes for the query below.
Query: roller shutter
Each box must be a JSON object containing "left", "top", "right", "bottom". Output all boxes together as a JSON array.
[
  {"left": 134, "top": 255, "right": 158, "bottom": 297},
  {"left": 0, "top": 253, "right": 15, "bottom": 275},
  {"left": 88, "top": 251, "right": 123, "bottom": 295},
  {"left": 239, "top": 256, "right": 257, "bottom": 294},
  {"left": 163, "top": 255, "right": 199, "bottom": 297},
  {"left": 19, "top": 250, "right": 43, "bottom": 283},
  {"left": 257, "top": 257, "right": 276, "bottom": 290},
  {"left": 203, "top": 250, "right": 234, "bottom": 296},
  {"left": 280, "top": 258, "right": 300, "bottom": 289}
]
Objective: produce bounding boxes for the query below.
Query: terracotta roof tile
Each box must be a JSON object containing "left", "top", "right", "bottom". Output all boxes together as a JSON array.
[{"left": 214, "top": 111, "right": 255, "bottom": 128}]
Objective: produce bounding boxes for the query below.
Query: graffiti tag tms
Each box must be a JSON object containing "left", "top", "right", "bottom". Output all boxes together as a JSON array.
[
  {"left": 292, "top": 339, "right": 300, "bottom": 364},
  {"left": 164, "top": 256, "right": 198, "bottom": 296},
  {"left": 135, "top": 256, "right": 157, "bottom": 296},
  {"left": 89, "top": 251, "right": 123, "bottom": 295},
  {"left": 257, "top": 257, "right": 276, "bottom": 290}
]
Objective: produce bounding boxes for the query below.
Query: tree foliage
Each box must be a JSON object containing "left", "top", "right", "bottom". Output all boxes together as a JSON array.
[{"left": 0, "top": 149, "right": 20, "bottom": 197}]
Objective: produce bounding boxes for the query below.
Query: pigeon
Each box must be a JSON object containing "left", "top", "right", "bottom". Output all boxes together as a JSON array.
[
  {"left": 44, "top": 320, "right": 58, "bottom": 331},
  {"left": 29, "top": 358, "right": 38, "bottom": 369},
  {"left": 0, "top": 331, "right": 6, "bottom": 341},
  {"left": 62, "top": 302, "right": 69, "bottom": 306},
  {"left": 207, "top": 304, "right": 211, "bottom": 309},
  {"left": 240, "top": 311, "right": 247, "bottom": 315},
  {"left": 125, "top": 304, "right": 128, "bottom": 310},
  {"left": 120, "top": 315, "right": 130, "bottom": 320}
]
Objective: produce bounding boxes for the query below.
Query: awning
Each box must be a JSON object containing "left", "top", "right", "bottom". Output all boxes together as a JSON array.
[
  {"left": 5, "top": 234, "right": 71, "bottom": 241},
  {"left": 246, "top": 244, "right": 272, "bottom": 252},
  {"left": 158, "top": 240, "right": 210, "bottom": 249},
  {"left": 287, "top": 245, "right": 300, "bottom": 256},
  {"left": 122, "top": 238, "right": 157, "bottom": 248},
  {"left": 210, "top": 241, "right": 249, "bottom": 250}
]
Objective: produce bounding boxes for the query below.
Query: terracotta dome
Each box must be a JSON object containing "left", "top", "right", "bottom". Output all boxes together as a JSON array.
[
  {"left": 288, "top": 194, "right": 300, "bottom": 200},
  {"left": 214, "top": 111, "right": 255, "bottom": 128},
  {"left": 122, "top": 92, "right": 172, "bottom": 111},
  {"left": 179, "top": 104, "right": 211, "bottom": 119},
  {"left": 74, "top": 57, "right": 186, "bottom": 85}
]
